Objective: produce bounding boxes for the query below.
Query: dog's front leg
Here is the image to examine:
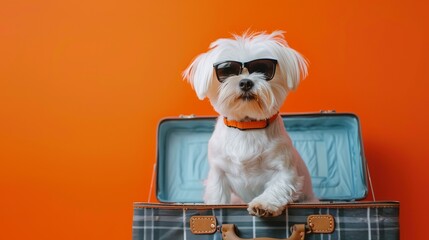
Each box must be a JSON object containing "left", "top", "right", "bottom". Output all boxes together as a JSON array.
[
  {"left": 203, "top": 166, "right": 231, "bottom": 204},
  {"left": 247, "top": 171, "right": 303, "bottom": 217}
]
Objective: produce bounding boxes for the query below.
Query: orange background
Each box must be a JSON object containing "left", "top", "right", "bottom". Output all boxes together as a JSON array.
[{"left": 1, "top": 0, "right": 428, "bottom": 239}]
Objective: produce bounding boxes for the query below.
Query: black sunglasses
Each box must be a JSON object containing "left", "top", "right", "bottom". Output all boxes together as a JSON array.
[{"left": 213, "top": 58, "right": 278, "bottom": 82}]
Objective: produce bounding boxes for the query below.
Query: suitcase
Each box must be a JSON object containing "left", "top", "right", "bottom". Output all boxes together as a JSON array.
[{"left": 132, "top": 112, "right": 400, "bottom": 240}]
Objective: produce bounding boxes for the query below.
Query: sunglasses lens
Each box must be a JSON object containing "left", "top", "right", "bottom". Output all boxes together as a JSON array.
[
  {"left": 215, "top": 62, "right": 242, "bottom": 82},
  {"left": 246, "top": 59, "right": 277, "bottom": 80}
]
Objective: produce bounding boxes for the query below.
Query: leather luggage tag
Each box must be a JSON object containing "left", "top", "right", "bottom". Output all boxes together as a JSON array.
[
  {"left": 307, "top": 214, "right": 335, "bottom": 233},
  {"left": 190, "top": 216, "right": 217, "bottom": 234}
]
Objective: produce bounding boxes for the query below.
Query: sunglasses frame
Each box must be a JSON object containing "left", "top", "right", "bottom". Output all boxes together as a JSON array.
[{"left": 213, "top": 58, "right": 278, "bottom": 82}]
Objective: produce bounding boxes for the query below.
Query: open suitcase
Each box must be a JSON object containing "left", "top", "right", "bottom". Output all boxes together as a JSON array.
[{"left": 132, "top": 112, "right": 399, "bottom": 239}]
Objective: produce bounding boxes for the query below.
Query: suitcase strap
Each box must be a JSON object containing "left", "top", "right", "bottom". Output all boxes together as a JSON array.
[{"left": 190, "top": 214, "right": 334, "bottom": 239}]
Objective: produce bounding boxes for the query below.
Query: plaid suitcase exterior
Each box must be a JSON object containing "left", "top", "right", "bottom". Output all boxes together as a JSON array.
[
  {"left": 133, "top": 113, "right": 400, "bottom": 239},
  {"left": 133, "top": 202, "right": 399, "bottom": 240}
]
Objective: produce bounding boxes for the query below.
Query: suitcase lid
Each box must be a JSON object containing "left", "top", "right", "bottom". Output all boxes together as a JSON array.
[{"left": 156, "top": 112, "right": 368, "bottom": 202}]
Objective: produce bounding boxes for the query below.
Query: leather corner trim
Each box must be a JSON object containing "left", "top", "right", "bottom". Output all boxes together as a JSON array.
[
  {"left": 307, "top": 214, "right": 335, "bottom": 233},
  {"left": 190, "top": 216, "right": 217, "bottom": 235}
]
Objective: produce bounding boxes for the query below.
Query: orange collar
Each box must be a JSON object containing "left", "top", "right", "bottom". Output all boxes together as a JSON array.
[{"left": 223, "top": 113, "right": 279, "bottom": 130}]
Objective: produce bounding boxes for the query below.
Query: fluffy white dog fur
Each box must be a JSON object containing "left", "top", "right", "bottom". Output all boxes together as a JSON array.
[{"left": 183, "top": 30, "right": 316, "bottom": 217}]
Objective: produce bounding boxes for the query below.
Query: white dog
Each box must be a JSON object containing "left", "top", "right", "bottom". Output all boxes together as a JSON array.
[{"left": 183, "top": 31, "right": 316, "bottom": 217}]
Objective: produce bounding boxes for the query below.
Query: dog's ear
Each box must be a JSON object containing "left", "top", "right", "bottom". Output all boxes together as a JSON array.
[
  {"left": 269, "top": 31, "right": 308, "bottom": 91},
  {"left": 280, "top": 47, "right": 308, "bottom": 90},
  {"left": 276, "top": 47, "right": 308, "bottom": 91},
  {"left": 182, "top": 52, "right": 215, "bottom": 100}
]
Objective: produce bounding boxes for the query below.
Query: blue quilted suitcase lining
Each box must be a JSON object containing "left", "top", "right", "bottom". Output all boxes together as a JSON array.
[{"left": 156, "top": 113, "right": 368, "bottom": 202}]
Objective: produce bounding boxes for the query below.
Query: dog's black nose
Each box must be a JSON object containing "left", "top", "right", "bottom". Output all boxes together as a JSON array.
[{"left": 239, "top": 79, "right": 254, "bottom": 91}]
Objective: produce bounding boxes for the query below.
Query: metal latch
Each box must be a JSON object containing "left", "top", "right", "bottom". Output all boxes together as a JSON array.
[
  {"left": 179, "top": 114, "right": 196, "bottom": 119},
  {"left": 320, "top": 110, "right": 336, "bottom": 114}
]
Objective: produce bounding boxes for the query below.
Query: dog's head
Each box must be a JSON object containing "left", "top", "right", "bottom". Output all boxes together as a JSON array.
[{"left": 183, "top": 31, "right": 308, "bottom": 120}]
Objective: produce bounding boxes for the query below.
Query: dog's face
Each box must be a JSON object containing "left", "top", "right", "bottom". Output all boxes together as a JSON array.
[{"left": 183, "top": 31, "right": 308, "bottom": 120}]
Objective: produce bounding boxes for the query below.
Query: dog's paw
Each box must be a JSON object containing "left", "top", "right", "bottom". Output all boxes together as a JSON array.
[{"left": 247, "top": 200, "right": 285, "bottom": 217}]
